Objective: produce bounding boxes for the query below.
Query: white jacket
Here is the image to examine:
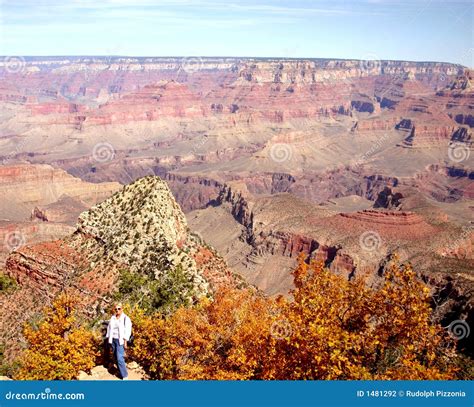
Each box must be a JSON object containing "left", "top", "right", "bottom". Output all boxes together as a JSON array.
[{"left": 106, "top": 313, "right": 132, "bottom": 346}]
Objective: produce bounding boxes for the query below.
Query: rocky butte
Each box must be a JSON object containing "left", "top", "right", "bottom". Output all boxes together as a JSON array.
[{"left": 5, "top": 176, "right": 235, "bottom": 299}]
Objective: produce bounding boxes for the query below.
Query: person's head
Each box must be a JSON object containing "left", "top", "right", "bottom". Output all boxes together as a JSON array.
[{"left": 114, "top": 303, "right": 123, "bottom": 317}]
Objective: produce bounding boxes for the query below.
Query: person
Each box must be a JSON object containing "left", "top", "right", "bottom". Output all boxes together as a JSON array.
[{"left": 105, "top": 303, "right": 132, "bottom": 380}]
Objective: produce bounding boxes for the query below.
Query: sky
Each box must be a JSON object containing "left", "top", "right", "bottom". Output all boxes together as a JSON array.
[{"left": 0, "top": 0, "right": 472, "bottom": 65}]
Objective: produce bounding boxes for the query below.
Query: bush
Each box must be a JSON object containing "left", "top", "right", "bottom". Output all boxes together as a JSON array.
[
  {"left": 15, "top": 294, "right": 99, "bottom": 380},
  {"left": 150, "top": 264, "right": 197, "bottom": 313},
  {"left": 129, "top": 257, "right": 458, "bottom": 380},
  {"left": 0, "top": 273, "right": 17, "bottom": 294},
  {"left": 115, "top": 265, "right": 198, "bottom": 314}
]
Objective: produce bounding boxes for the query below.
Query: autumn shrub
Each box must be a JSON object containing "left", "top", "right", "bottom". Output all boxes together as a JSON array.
[
  {"left": 15, "top": 294, "right": 100, "bottom": 380},
  {"left": 130, "top": 257, "right": 458, "bottom": 380},
  {"left": 126, "top": 306, "right": 171, "bottom": 379},
  {"left": 128, "top": 288, "right": 274, "bottom": 379},
  {"left": 0, "top": 273, "right": 17, "bottom": 294},
  {"left": 271, "top": 257, "right": 457, "bottom": 380}
]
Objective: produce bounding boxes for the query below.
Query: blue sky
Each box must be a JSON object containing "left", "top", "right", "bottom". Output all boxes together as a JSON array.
[{"left": 0, "top": 0, "right": 472, "bottom": 65}]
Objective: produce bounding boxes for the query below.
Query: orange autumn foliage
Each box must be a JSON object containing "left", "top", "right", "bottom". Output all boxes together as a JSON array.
[
  {"left": 129, "top": 289, "right": 275, "bottom": 379},
  {"left": 274, "top": 257, "right": 456, "bottom": 380},
  {"left": 129, "top": 257, "right": 457, "bottom": 380},
  {"left": 15, "top": 294, "right": 99, "bottom": 380}
]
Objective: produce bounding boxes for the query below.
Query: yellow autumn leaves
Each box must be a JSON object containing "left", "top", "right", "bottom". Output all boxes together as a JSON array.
[
  {"left": 15, "top": 295, "right": 99, "bottom": 380},
  {"left": 128, "top": 256, "right": 457, "bottom": 380},
  {"left": 15, "top": 256, "right": 458, "bottom": 380}
]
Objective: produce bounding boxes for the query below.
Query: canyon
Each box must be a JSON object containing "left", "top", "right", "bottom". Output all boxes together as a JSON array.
[{"left": 0, "top": 56, "right": 472, "bottom": 356}]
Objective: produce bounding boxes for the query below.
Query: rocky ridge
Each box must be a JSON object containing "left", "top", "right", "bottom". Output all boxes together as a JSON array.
[
  {"left": 5, "top": 176, "right": 235, "bottom": 301},
  {"left": 77, "top": 176, "right": 209, "bottom": 293}
]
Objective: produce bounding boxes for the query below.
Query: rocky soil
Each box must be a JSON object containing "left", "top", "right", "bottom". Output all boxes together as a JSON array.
[{"left": 77, "top": 362, "right": 147, "bottom": 381}]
